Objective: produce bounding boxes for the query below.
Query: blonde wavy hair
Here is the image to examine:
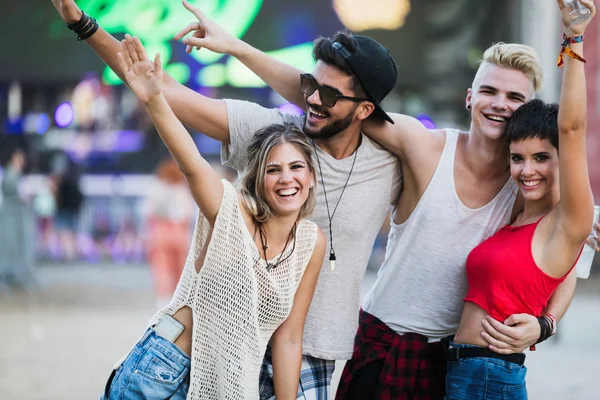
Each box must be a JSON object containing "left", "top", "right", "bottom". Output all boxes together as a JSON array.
[
  {"left": 481, "top": 42, "right": 544, "bottom": 93},
  {"left": 237, "top": 123, "right": 316, "bottom": 223}
]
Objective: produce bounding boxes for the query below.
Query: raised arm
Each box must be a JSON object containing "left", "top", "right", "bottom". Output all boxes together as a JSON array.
[
  {"left": 270, "top": 229, "right": 326, "bottom": 399},
  {"left": 51, "top": 0, "right": 229, "bottom": 142},
  {"left": 554, "top": 0, "right": 595, "bottom": 245},
  {"left": 175, "top": 0, "right": 306, "bottom": 109},
  {"left": 117, "top": 36, "right": 223, "bottom": 224}
]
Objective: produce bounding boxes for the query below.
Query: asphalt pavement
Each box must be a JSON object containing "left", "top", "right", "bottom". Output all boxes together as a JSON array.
[{"left": 0, "top": 263, "right": 598, "bottom": 399}]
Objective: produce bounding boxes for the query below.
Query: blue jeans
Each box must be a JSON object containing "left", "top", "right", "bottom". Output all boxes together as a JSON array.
[
  {"left": 445, "top": 342, "right": 527, "bottom": 400},
  {"left": 100, "top": 327, "right": 191, "bottom": 400}
]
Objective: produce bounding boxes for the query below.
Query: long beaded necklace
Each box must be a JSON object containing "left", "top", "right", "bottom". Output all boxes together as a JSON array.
[
  {"left": 311, "top": 139, "right": 358, "bottom": 271},
  {"left": 256, "top": 222, "right": 297, "bottom": 272}
]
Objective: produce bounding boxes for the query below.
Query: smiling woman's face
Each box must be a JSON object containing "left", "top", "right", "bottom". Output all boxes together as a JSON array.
[
  {"left": 262, "top": 142, "right": 314, "bottom": 218},
  {"left": 509, "top": 137, "right": 559, "bottom": 201}
]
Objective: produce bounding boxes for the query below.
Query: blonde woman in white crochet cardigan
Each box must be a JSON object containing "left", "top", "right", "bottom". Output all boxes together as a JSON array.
[{"left": 100, "top": 36, "right": 326, "bottom": 400}]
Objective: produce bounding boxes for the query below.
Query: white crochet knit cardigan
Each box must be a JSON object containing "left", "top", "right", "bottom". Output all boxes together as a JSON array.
[{"left": 149, "top": 180, "right": 318, "bottom": 399}]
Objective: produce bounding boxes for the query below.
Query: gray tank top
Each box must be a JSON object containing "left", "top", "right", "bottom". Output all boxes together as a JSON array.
[{"left": 362, "top": 129, "right": 517, "bottom": 339}]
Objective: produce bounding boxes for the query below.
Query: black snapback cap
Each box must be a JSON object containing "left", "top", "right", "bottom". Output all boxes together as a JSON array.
[{"left": 332, "top": 36, "right": 398, "bottom": 124}]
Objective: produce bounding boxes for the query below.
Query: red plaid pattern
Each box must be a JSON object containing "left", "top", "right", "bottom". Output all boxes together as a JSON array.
[{"left": 335, "top": 310, "right": 447, "bottom": 400}]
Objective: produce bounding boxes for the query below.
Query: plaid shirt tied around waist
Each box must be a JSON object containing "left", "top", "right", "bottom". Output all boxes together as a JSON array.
[{"left": 336, "top": 310, "right": 447, "bottom": 400}]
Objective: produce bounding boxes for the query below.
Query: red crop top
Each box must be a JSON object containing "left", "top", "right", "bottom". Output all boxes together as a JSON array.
[{"left": 464, "top": 217, "right": 580, "bottom": 322}]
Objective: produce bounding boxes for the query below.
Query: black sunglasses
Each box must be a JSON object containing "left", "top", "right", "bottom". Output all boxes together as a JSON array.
[{"left": 300, "top": 74, "right": 369, "bottom": 108}]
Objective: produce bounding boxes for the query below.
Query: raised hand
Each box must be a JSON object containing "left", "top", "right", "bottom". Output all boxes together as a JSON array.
[
  {"left": 174, "top": 0, "right": 241, "bottom": 55},
  {"left": 117, "top": 35, "right": 164, "bottom": 104},
  {"left": 51, "top": 0, "right": 83, "bottom": 24},
  {"left": 557, "top": 0, "right": 596, "bottom": 36}
]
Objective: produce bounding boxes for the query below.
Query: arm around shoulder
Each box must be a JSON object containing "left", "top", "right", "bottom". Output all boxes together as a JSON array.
[{"left": 363, "top": 113, "right": 433, "bottom": 160}]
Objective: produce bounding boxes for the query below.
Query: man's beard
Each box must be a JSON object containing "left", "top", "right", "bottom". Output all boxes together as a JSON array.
[{"left": 303, "top": 104, "right": 357, "bottom": 140}]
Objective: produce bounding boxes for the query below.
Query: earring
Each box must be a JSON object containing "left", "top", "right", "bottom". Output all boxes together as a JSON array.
[
  {"left": 466, "top": 104, "right": 471, "bottom": 110},
  {"left": 309, "top": 182, "right": 314, "bottom": 188}
]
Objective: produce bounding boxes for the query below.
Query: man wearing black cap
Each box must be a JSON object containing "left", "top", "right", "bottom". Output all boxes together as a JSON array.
[
  {"left": 225, "top": 33, "right": 402, "bottom": 399},
  {"left": 50, "top": 0, "right": 402, "bottom": 398}
]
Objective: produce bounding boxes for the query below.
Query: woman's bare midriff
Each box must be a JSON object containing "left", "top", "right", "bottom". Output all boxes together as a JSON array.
[
  {"left": 172, "top": 306, "right": 194, "bottom": 356},
  {"left": 453, "top": 301, "right": 493, "bottom": 347}
]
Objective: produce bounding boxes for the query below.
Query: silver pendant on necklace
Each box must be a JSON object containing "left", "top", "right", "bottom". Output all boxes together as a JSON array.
[
  {"left": 266, "top": 263, "right": 274, "bottom": 272},
  {"left": 329, "top": 251, "right": 336, "bottom": 271}
]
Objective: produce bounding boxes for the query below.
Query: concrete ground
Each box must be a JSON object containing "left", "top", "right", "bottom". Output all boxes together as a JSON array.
[{"left": 0, "top": 263, "right": 598, "bottom": 399}]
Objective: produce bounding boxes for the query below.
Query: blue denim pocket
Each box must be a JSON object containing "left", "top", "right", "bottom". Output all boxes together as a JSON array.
[
  {"left": 104, "top": 328, "right": 191, "bottom": 400},
  {"left": 501, "top": 382, "right": 527, "bottom": 400},
  {"left": 445, "top": 342, "right": 527, "bottom": 400},
  {"left": 445, "top": 357, "right": 487, "bottom": 400}
]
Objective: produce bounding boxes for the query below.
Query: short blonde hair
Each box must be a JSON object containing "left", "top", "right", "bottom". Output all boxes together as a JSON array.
[{"left": 481, "top": 42, "right": 543, "bottom": 93}]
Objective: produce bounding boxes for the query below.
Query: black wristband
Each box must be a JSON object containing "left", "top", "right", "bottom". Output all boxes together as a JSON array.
[
  {"left": 77, "top": 19, "right": 99, "bottom": 41},
  {"left": 66, "top": 11, "right": 89, "bottom": 31},
  {"left": 66, "top": 11, "right": 99, "bottom": 41},
  {"left": 535, "top": 316, "right": 552, "bottom": 344},
  {"left": 74, "top": 16, "right": 94, "bottom": 34}
]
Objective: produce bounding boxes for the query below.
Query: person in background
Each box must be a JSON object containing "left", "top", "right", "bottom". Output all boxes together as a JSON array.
[
  {"left": 1, "top": 148, "right": 25, "bottom": 204},
  {"left": 142, "top": 157, "right": 195, "bottom": 308},
  {"left": 32, "top": 174, "right": 57, "bottom": 260},
  {"left": 53, "top": 154, "right": 84, "bottom": 261},
  {"left": 0, "top": 146, "right": 36, "bottom": 287}
]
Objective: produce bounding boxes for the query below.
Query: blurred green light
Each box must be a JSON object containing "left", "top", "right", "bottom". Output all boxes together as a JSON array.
[
  {"left": 103, "top": 68, "right": 122, "bottom": 85},
  {"left": 78, "top": 0, "right": 279, "bottom": 88},
  {"left": 166, "top": 63, "right": 191, "bottom": 84},
  {"left": 197, "top": 64, "right": 227, "bottom": 87}
]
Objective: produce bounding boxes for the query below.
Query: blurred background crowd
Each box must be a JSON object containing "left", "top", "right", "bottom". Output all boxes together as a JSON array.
[{"left": 1, "top": 1, "right": 600, "bottom": 398}]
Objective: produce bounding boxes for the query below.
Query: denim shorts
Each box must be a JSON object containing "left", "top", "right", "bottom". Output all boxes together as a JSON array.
[
  {"left": 445, "top": 342, "right": 527, "bottom": 400},
  {"left": 100, "top": 327, "right": 191, "bottom": 400}
]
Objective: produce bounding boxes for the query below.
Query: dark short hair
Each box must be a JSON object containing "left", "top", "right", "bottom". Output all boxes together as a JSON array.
[
  {"left": 505, "top": 99, "right": 559, "bottom": 150},
  {"left": 312, "top": 31, "right": 367, "bottom": 97}
]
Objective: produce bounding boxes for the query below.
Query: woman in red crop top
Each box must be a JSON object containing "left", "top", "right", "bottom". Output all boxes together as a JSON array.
[{"left": 445, "top": 2, "right": 596, "bottom": 399}]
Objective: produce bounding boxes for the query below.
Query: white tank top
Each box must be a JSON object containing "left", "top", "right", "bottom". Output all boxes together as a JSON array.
[{"left": 362, "top": 129, "right": 517, "bottom": 339}]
